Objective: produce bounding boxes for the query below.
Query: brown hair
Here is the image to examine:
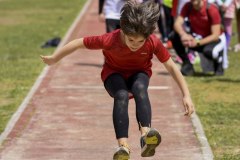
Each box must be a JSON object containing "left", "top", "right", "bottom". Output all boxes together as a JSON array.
[{"left": 120, "top": 0, "right": 160, "bottom": 38}]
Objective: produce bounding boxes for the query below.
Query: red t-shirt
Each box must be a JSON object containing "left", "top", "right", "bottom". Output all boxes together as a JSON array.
[
  {"left": 83, "top": 29, "right": 170, "bottom": 81},
  {"left": 171, "top": 0, "right": 178, "bottom": 17},
  {"left": 181, "top": 1, "right": 221, "bottom": 38}
]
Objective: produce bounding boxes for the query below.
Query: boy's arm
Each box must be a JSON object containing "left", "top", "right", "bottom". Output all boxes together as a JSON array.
[
  {"left": 41, "top": 38, "right": 85, "bottom": 65},
  {"left": 163, "top": 58, "right": 194, "bottom": 116}
]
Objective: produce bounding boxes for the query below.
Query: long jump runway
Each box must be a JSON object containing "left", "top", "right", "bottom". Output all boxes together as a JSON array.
[{"left": 0, "top": 0, "right": 212, "bottom": 159}]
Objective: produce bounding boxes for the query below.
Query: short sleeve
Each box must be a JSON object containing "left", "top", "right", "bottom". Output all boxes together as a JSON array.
[
  {"left": 207, "top": 4, "right": 221, "bottom": 25},
  {"left": 151, "top": 36, "right": 171, "bottom": 63},
  {"left": 83, "top": 35, "right": 104, "bottom": 49},
  {"left": 180, "top": 2, "right": 192, "bottom": 18}
]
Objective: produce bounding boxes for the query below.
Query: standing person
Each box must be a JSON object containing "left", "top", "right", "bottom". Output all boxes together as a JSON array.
[
  {"left": 172, "top": 0, "right": 227, "bottom": 76},
  {"left": 221, "top": 0, "right": 235, "bottom": 50},
  {"left": 41, "top": 1, "right": 194, "bottom": 159},
  {"left": 98, "top": 0, "right": 125, "bottom": 33},
  {"left": 157, "top": 0, "right": 174, "bottom": 48},
  {"left": 212, "top": 0, "right": 235, "bottom": 50}
]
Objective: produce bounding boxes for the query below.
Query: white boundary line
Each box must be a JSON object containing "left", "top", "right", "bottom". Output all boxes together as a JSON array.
[
  {"left": 51, "top": 85, "right": 170, "bottom": 90},
  {"left": 191, "top": 113, "right": 214, "bottom": 160},
  {"left": 0, "top": 0, "right": 93, "bottom": 145}
]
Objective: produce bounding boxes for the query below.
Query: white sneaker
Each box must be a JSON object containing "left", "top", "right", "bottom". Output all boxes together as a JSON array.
[{"left": 113, "top": 144, "right": 130, "bottom": 160}]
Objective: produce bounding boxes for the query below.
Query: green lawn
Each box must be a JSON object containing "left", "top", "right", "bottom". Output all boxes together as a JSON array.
[
  {"left": 0, "top": 0, "right": 86, "bottom": 133},
  {"left": 186, "top": 18, "right": 240, "bottom": 159},
  {"left": 0, "top": 0, "right": 240, "bottom": 159}
]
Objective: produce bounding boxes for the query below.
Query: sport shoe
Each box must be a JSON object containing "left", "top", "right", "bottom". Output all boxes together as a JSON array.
[
  {"left": 140, "top": 128, "right": 161, "bottom": 157},
  {"left": 113, "top": 144, "right": 130, "bottom": 160},
  {"left": 214, "top": 61, "right": 224, "bottom": 76},
  {"left": 181, "top": 62, "right": 195, "bottom": 76},
  {"left": 214, "top": 51, "right": 224, "bottom": 76}
]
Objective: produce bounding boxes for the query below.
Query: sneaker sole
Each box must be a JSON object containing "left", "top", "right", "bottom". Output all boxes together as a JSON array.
[
  {"left": 113, "top": 149, "right": 130, "bottom": 160},
  {"left": 141, "top": 128, "right": 161, "bottom": 157}
]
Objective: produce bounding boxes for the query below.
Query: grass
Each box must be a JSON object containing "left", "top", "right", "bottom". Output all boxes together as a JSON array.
[
  {"left": 186, "top": 18, "right": 240, "bottom": 159},
  {"left": 0, "top": 0, "right": 86, "bottom": 133},
  {"left": 0, "top": 0, "right": 239, "bottom": 159}
]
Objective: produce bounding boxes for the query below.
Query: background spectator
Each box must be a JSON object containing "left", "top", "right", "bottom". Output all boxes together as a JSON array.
[
  {"left": 98, "top": 0, "right": 125, "bottom": 33},
  {"left": 157, "top": 0, "right": 174, "bottom": 48},
  {"left": 172, "top": 0, "right": 227, "bottom": 76}
]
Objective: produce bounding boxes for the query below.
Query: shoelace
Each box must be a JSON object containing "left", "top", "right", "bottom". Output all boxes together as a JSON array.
[{"left": 119, "top": 143, "right": 131, "bottom": 154}]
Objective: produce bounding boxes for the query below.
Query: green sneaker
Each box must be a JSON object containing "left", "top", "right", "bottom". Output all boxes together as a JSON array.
[{"left": 140, "top": 128, "right": 161, "bottom": 157}]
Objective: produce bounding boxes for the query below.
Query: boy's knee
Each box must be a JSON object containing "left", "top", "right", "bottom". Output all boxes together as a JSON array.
[
  {"left": 132, "top": 82, "right": 146, "bottom": 93},
  {"left": 114, "top": 90, "right": 129, "bottom": 101},
  {"left": 132, "top": 83, "right": 147, "bottom": 98}
]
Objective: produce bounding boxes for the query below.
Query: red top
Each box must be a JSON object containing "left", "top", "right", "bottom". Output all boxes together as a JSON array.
[
  {"left": 171, "top": 0, "right": 178, "bottom": 17},
  {"left": 83, "top": 29, "right": 171, "bottom": 81},
  {"left": 181, "top": 1, "right": 221, "bottom": 38}
]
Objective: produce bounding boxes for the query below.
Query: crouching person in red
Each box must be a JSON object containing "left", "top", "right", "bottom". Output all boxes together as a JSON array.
[{"left": 172, "top": 0, "right": 227, "bottom": 76}]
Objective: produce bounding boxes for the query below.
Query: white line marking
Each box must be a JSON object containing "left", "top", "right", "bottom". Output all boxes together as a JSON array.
[
  {"left": 191, "top": 113, "right": 214, "bottom": 160},
  {"left": 0, "top": 67, "right": 49, "bottom": 144},
  {"left": 51, "top": 85, "right": 170, "bottom": 90}
]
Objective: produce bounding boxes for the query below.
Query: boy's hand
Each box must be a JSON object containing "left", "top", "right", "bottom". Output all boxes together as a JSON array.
[
  {"left": 182, "top": 96, "right": 194, "bottom": 116},
  {"left": 40, "top": 55, "right": 57, "bottom": 65}
]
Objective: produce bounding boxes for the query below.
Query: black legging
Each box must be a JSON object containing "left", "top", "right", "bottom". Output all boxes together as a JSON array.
[{"left": 104, "top": 72, "right": 152, "bottom": 139}]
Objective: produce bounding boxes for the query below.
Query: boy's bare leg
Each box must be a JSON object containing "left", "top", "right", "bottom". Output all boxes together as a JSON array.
[
  {"left": 140, "top": 127, "right": 150, "bottom": 136},
  {"left": 117, "top": 138, "right": 128, "bottom": 146}
]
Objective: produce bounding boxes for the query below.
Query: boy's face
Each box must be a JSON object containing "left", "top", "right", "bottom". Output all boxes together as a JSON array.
[{"left": 124, "top": 34, "right": 146, "bottom": 52}]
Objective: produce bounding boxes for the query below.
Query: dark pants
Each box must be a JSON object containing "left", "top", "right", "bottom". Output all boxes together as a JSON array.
[
  {"left": 158, "top": 4, "right": 174, "bottom": 42},
  {"left": 171, "top": 32, "right": 222, "bottom": 64},
  {"left": 104, "top": 72, "right": 152, "bottom": 139},
  {"left": 105, "top": 19, "right": 120, "bottom": 33}
]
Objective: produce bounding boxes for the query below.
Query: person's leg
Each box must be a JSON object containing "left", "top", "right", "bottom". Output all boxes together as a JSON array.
[
  {"left": 223, "top": 17, "right": 233, "bottom": 49},
  {"left": 162, "top": 5, "right": 174, "bottom": 49},
  {"left": 171, "top": 33, "right": 194, "bottom": 76},
  {"left": 171, "top": 33, "right": 189, "bottom": 62},
  {"left": 128, "top": 72, "right": 161, "bottom": 157},
  {"left": 203, "top": 40, "right": 224, "bottom": 75},
  {"left": 128, "top": 72, "right": 151, "bottom": 136},
  {"left": 104, "top": 73, "right": 130, "bottom": 141},
  {"left": 158, "top": 4, "right": 168, "bottom": 42},
  {"left": 105, "top": 19, "right": 120, "bottom": 33},
  {"left": 104, "top": 74, "right": 130, "bottom": 159},
  {"left": 164, "top": 5, "right": 174, "bottom": 39}
]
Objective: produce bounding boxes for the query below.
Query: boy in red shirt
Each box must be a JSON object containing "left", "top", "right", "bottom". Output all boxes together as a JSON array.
[{"left": 41, "top": 0, "right": 194, "bottom": 159}]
